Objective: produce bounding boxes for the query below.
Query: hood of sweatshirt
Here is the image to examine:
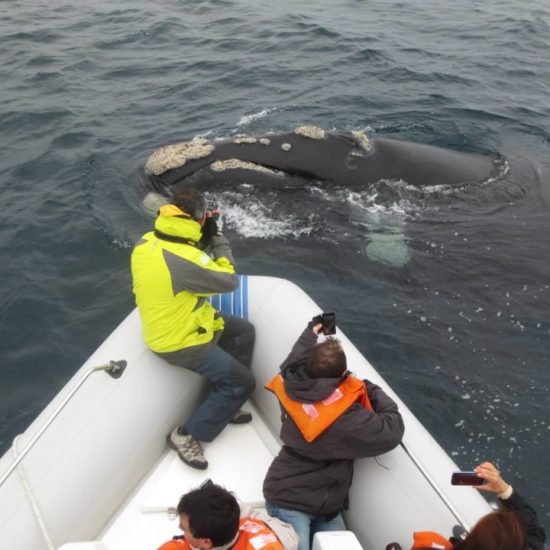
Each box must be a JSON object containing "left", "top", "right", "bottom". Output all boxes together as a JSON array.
[{"left": 282, "top": 364, "right": 349, "bottom": 403}]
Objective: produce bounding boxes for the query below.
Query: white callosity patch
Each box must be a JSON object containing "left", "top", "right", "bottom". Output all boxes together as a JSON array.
[
  {"left": 144, "top": 138, "right": 215, "bottom": 175},
  {"left": 233, "top": 135, "right": 258, "bottom": 144},
  {"left": 350, "top": 130, "right": 372, "bottom": 156},
  {"left": 293, "top": 125, "right": 326, "bottom": 139},
  {"left": 210, "top": 159, "right": 279, "bottom": 175},
  {"left": 259, "top": 138, "right": 270, "bottom": 145},
  {"left": 281, "top": 143, "right": 292, "bottom": 151}
]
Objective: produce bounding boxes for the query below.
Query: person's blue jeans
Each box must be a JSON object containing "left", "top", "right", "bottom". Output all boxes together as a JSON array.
[
  {"left": 265, "top": 501, "right": 346, "bottom": 550},
  {"left": 159, "top": 314, "right": 256, "bottom": 442}
]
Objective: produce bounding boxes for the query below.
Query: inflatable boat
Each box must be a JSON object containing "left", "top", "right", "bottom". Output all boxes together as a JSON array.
[{"left": 0, "top": 276, "right": 492, "bottom": 550}]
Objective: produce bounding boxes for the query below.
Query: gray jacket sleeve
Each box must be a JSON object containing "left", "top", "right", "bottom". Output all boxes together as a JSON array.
[
  {"left": 209, "top": 234, "right": 236, "bottom": 265},
  {"left": 280, "top": 325, "right": 317, "bottom": 373},
  {"left": 324, "top": 381, "right": 404, "bottom": 459},
  {"left": 163, "top": 248, "right": 238, "bottom": 296}
]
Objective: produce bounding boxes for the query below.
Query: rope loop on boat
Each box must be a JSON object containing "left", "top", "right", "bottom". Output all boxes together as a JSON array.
[{"left": 14, "top": 434, "right": 56, "bottom": 550}]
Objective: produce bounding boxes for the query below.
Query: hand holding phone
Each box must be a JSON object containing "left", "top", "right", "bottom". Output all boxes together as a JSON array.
[
  {"left": 451, "top": 471, "right": 485, "bottom": 486},
  {"left": 312, "top": 313, "right": 336, "bottom": 335}
]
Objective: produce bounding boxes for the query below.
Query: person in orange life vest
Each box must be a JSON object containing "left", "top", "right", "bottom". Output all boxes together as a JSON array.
[
  {"left": 386, "top": 461, "right": 546, "bottom": 550},
  {"left": 157, "top": 481, "right": 295, "bottom": 550},
  {"left": 263, "top": 318, "right": 405, "bottom": 550}
]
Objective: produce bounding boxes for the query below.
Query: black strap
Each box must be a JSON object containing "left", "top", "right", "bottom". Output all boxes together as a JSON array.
[{"left": 154, "top": 229, "right": 197, "bottom": 246}]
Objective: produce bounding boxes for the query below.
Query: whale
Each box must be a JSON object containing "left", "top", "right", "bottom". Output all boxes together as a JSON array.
[
  {"left": 137, "top": 127, "right": 498, "bottom": 198},
  {"left": 135, "top": 127, "right": 506, "bottom": 268}
]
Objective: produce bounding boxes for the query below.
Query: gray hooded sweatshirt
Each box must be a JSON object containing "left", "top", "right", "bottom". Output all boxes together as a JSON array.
[{"left": 263, "top": 324, "right": 405, "bottom": 517}]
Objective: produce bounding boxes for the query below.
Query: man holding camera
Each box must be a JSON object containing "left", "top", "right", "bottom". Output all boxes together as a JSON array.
[
  {"left": 263, "top": 318, "right": 404, "bottom": 550},
  {"left": 131, "top": 187, "right": 255, "bottom": 470}
]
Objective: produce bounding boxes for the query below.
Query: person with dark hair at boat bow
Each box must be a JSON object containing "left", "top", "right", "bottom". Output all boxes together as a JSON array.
[
  {"left": 157, "top": 481, "right": 298, "bottom": 550},
  {"left": 131, "top": 187, "right": 256, "bottom": 470},
  {"left": 263, "top": 319, "right": 405, "bottom": 550},
  {"left": 386, "top": 461, "right": 546, "bottom": 550}
]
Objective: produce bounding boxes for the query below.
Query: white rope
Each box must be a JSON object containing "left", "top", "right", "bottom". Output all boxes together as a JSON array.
[{"left": 13, "top": 434, "right": 56, "bottom": 550}]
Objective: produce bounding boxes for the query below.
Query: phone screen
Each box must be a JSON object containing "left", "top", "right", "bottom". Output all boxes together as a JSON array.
[
  {"left": 321, "top": 313, "right": 336, "bottom": 335},
  {"left": 451, "top": 471, "right": 485, "bottom": 486}
]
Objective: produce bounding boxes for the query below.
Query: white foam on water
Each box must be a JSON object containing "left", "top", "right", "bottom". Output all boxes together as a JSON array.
[
  {"left": 208, "top": 191, "right": 313, "bottom": 240},
  {"left": 344, "top": 189, "right": 414, "bottom": 230},
  {"left": 236, "top": 108, "right": 276, "bottom": 127}
]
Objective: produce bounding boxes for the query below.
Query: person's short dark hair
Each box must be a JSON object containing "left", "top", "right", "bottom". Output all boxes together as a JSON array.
[
  {"left": 306, "top": 338, "right": 347, "bottom": 378},
  {"left": 171, "top": 187, "right": 207, "bottom": 221},
  {"left": 177, "top": 482, "right": 240, "bottom": 546}
]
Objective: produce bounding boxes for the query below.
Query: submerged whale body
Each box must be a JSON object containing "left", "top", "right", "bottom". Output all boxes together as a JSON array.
[{"left": 137, "top": 127, "right": 497, "bottom": 198}]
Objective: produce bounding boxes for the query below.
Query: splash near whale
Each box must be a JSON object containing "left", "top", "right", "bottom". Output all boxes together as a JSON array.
[{"left": 136, "top": 127, "right": 501, "bottom": 267}]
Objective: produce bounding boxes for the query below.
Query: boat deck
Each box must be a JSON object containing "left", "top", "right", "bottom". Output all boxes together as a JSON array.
[
  {"left": 1, "top": 278, "right": 493, "bottom": 550},
  {"left": 100, "top": 403, "right": 281, "bottom": 550}
]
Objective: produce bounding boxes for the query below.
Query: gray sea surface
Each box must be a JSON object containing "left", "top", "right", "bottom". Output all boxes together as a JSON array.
[{"left": 1, "top": 0, "right": 549, "bottom": 538}]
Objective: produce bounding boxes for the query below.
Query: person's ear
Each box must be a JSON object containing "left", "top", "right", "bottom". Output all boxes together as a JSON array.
[{"left": 200, "top": 538, "right": 214, "bottom": 549}]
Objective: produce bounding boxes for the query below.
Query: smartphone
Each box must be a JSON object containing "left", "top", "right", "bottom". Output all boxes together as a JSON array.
[
  {"left": 312, "top": 312, "right": 336, "bottom": 335},
  {"left": 321, "top": 312, "right": 336, "bottom": 335},
  {"left": 451, "top": 471, "right": 485, "bottom": 486}
]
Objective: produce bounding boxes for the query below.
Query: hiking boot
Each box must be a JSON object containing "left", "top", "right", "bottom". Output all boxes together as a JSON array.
[
  {"left": 229, "top": 409, "right": 252, "bottom": 424},
  {"left": 167, "top": 428, "right": 208, "bottom": 470}
]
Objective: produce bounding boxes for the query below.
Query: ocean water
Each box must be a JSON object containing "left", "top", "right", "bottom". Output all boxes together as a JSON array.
[{"left": 1, "top": 0, "right": 549, "bottom": 537}]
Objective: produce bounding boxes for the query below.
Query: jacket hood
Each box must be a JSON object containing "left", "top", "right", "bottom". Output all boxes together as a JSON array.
[
  {"left": 283, "top": 364, "right": 348, "bottom": 403},
  {"left": 155, "top": 204, "right": 202, "bottom": 242}
]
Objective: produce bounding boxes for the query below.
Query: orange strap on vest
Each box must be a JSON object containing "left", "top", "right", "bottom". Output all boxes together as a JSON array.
[
  {"left": 157, "top": 539, "right": 185, "bottom": 550},
  {"left": 265, "top": 373, "right": 373, "bottom": 442},
  {"left": 412, "top": 531, "right": 453, "bottom": 549},
  {"left": 158, "top": 518, "right": 282, "bottom": 550}
]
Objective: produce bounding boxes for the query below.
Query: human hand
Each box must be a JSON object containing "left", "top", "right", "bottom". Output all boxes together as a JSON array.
[
  {"left": 473, "top": 462, "right": 510, "bottom": 494},
  {"left": 311, "top": 314, "right": 324, "bottom": 335},
  {"left": 206, "top": 208, "right": 224, "bottom": 235},
  {"left": 312, "top": 323, "right": 323, "bottom": 335}
]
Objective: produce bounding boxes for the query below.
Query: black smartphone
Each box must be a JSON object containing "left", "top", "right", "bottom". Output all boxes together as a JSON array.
[
  {"left": 321, "top": 312, "right": 336, "bottom": 335},
  {"left": 312, "top": 313, "right": 337, "bottom": 335},
  {"left": 451, "top": 471, "right": 485, "bottom": 486}
]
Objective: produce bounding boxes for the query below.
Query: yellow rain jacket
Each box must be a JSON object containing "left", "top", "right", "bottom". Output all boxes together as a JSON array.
[{"left": 131, "top": 205, "right": 238, "bottom": 353}]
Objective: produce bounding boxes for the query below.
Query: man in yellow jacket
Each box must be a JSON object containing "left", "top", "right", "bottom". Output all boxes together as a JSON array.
[{"left": 131, "top": 187, "right": 255, "bottom": 470}]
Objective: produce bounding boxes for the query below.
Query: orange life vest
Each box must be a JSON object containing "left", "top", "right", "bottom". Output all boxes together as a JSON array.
[
  {"left": 412, "top": 531, "right": 453, "bottom": 549},
  {"left": 157, "top": 538, "right": 185, "bottom": 550},
  {"left": 265, "top": 373, "right": 373, "bottom": 442},
  {"left": 157, "top": 518, "right": 283, "bottom": 550}
]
